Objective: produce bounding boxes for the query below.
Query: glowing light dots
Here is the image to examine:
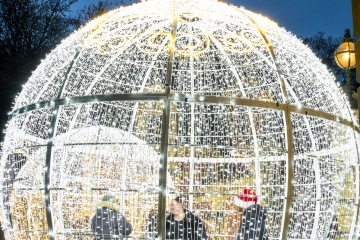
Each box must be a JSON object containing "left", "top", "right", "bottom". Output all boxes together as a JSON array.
[{"left": 0, "top": 0, "right": 359, "bottom": 239}]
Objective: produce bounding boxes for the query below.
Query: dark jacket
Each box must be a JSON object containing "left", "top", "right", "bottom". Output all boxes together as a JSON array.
[
  {"left": 91, "top": 201, "right": 132, "bottom": 240},
  {"left": 148, "top": 209, "right": 207, "bottom": 239},
  {"left": 326, "top": 215, "right": 338, "bottom": 240},
  {"left": 237, "top": 204, "right": 268, "bottom": 240}
]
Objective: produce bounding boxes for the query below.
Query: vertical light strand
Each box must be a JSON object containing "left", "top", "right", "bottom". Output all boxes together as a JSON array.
[
  {"left": 209, "top": 35, "right": 261, "bottom": 195},
  {"left": 188, "top": 54, "right": 195, "bottom": 211},
  {"left": 240, "top": 14, "right": 294, "bottom": 239},
  {"left": 66, "top": 36, "right": 140, "bottom": 132},
  {"left": 56, "top": 141, "right": 69, "bottom": 236},
  {"left": 128, "top": 38, "right": 170, "bottom": 134},
  {"left": 349, "top": 125, "right": 360, "bottom": 239},
  {"left": 311, "top": 158, "right": 321, "bottom": 238},
  {"left": 158, "top": 15, "right": 178, "bottom": 240},
  {"left": 282, "top": 106, "right": 294, "bottom": 240},
  {"left": 44, "top": 50, "right": 81, "bottom": 240}
]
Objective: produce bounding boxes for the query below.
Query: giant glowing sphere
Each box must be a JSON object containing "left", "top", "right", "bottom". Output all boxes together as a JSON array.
[{"left": 1, "top": 0, "right": 359, "bottom": 239}]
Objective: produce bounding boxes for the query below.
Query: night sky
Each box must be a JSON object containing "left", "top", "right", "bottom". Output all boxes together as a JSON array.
[
  {"left": 228, "top": 0, "right": 353, "bottom": 38},
  {"left": 73, "top": 0, "right": 353, "bottom": 38}
]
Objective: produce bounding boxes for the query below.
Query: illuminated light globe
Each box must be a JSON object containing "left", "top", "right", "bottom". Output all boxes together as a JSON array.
[
  {"left": 334, "top": 39, "right": 356, "bottom": 70},
  {"left": 334, "top": 41, "right": 356, "bottom": 70},
  {"left": 0, "top": 0, "right": 359, "bottom": 239}
]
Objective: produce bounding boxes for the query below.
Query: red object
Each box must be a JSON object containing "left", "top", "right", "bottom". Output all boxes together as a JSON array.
[{"left": 237, "top": 188, "right": 257, "bottom": 203}]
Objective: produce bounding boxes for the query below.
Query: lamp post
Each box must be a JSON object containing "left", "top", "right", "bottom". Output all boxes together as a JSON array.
[{"left": 334, "top": 28, "right": 357, "bottom": 122}]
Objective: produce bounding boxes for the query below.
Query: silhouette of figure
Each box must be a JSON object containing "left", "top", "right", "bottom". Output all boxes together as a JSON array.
[
  {"left": 148, "top": 197, "right": 207, "bottom": 239},
  {"left": 91, "top": 195, "right": 132, "bottom": 240},
  {"left": 234, "top": 188, "right": 268, "bottom": 240}
]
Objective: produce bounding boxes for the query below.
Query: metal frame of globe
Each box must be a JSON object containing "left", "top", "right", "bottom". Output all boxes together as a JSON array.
[
  {"left": 7, "top": 93, "right": 360, "bottom": 240},
  {"left": 1, "top": 0, "right": 360, "bottom": 239},
  {"left": 4, "top": 98, "right": 360, "bottom": 238}
]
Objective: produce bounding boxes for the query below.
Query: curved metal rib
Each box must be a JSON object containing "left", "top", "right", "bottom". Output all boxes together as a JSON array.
[
  {"left": 209, "top": 35, "right": 261, "bottom": 195},
  {"left": 158, "top": 16, "right": 178, "bottom": 240},
  {"left": 237, "top": 15, "right": 293, "bottom": 240},
  {"left": 44, "top": 50, "right": 81, "bottom": 240},
  {"left": 9, "top": 93, "right": 360, "bottom": 133}
]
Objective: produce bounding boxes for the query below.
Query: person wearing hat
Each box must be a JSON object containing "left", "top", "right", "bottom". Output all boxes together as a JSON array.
[
  {"left": 91, "top": 194, "right": 132, "bottom": 239},
  {"left": 234, "top": 188, "right": 268, "bottom": 240},
  {"left": 148, "top": 196, "right": 207, "bottom": 239}
]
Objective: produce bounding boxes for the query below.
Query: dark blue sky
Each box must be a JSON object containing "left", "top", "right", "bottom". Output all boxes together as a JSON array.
[
  {"left": 74, "top": 0, "right": 353, "bottom": 38},
  {"left": 230, "top": 0, "right": 352, "bottom": 38}
]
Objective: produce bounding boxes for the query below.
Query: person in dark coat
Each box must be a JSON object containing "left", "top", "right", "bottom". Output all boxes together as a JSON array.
[
  {"left": 148, "top": 197, "right": 207, "bottom": 239},
  {"left": 91, "top": 194, "right": 132, "bottom": 240},
  {"left": 327, "top": 215, "right": 338, "bottom": 239},
  {"left": 234, "top": 188, "right": 268, "bottom": 240}
]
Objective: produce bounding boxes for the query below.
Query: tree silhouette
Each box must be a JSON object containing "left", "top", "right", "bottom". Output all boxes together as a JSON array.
[
  {"left": 0, "top": 0, "right": 79, "bottom": 140},
  {"left": 303, "top": 32, "right": 358, "bottom": 109},
  {"left": 0, "top": 1, "right": 138, "bottom": 141},
  {"left": 75, "top": 0, "right": 127, "bottom": 27}
]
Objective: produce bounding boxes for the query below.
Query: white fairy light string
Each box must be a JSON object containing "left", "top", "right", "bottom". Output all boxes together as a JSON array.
[{"left": 0, "top": 0, "right": 359, "bottom": 239}]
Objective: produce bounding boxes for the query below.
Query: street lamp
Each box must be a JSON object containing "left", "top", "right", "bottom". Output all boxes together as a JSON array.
[
  {"left": 335, "top": 29, "right": 356, "bottom": 71},
  {"left": 334, "top": 28, "right": 357, "bottom": 121}
]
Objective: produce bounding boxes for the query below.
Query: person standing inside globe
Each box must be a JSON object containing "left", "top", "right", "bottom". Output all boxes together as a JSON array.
[
  {"left": 148, "top": 196, "right": 207, "bottom": 239},
  {"left": 91, "top": 194, "right": 132, "bottom": 239},
  {"left": 234, "top": 188, "right": 268, "bottom": 240},
  {"left": 166, "top": 196, "right": 207, "bottom": 239}
]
